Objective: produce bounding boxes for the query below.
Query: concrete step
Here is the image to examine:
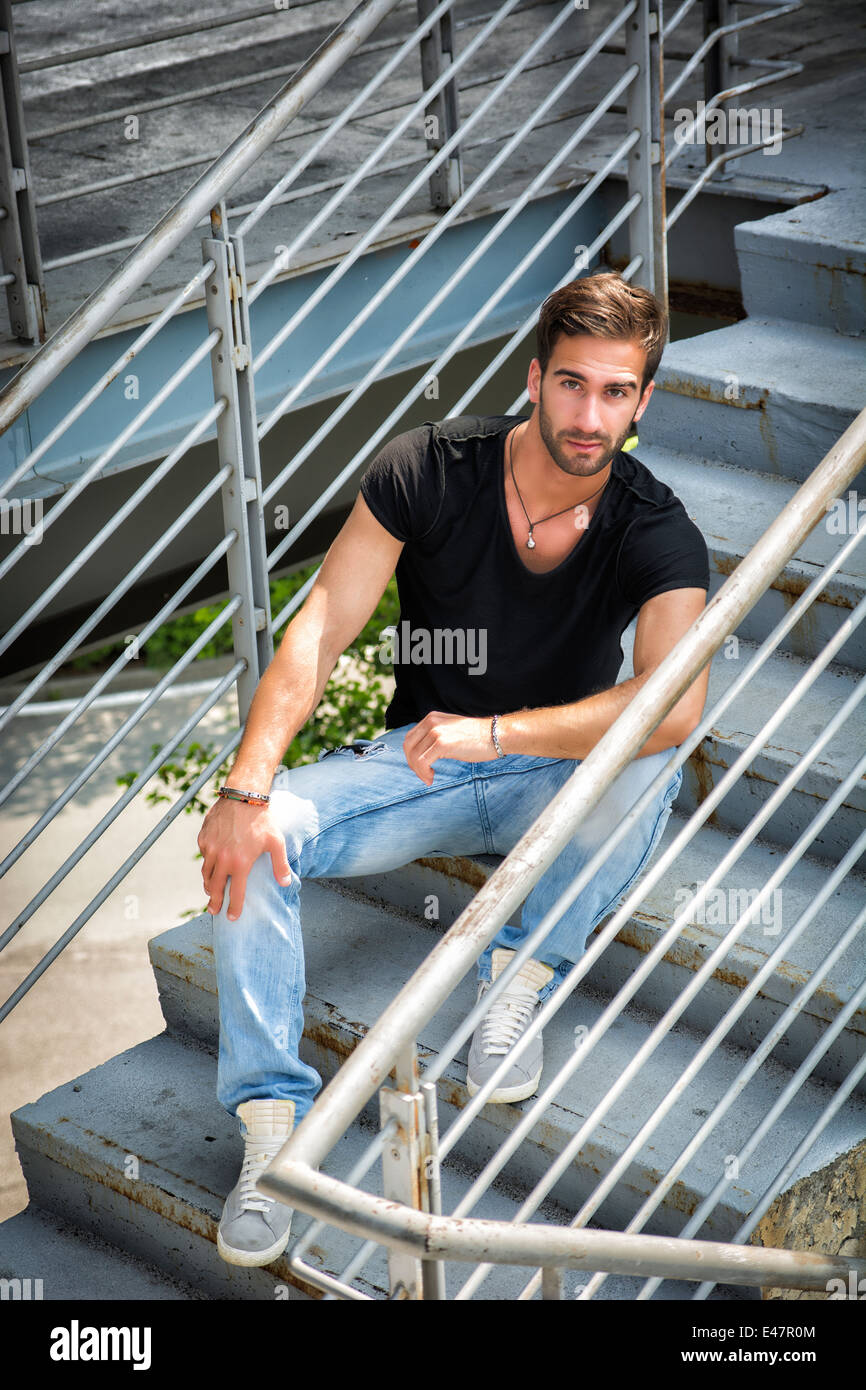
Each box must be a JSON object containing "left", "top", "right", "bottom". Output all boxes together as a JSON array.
[
  {"left": 639, "top": 443, "right": 866, "bottom": 672},
  {"left": 331, "top": 822, "right": 866, "bottom": 1099},
  {"left": 144, "top": 885, "right": 866, "bottom": 1247},
  {"left": 9, "top": 1028, "right": 746, "bottom": 1300},
  {"left": 735, "top": 192, "right": 866, "bottom": 338},
  {"left": 648, "top": 319, "right": 866, "bottom": 488},
  {"left": 0, "top": 1204, "right": 207, "bottom": 1301}
]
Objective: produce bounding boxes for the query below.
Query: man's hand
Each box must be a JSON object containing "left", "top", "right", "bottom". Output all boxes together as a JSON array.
[
  {"left": 402, "top": 711, "right": 497, "bottom": 785},
  {"left": 198, "top": 797, "right": 292, "bottom": 921}
]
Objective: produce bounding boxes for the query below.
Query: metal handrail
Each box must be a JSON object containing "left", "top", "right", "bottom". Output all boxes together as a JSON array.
[
  {"left": 267, "top": 1159, "right": 866, "bottom": 1295},
  {"left": 259, "top": 406, "right": 866, "bottom": 1199},
  {"left": 0, "top": 0, "right": 405, "bottom": 434}
]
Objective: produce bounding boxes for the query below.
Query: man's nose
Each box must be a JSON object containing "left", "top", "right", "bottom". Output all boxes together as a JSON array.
[{"left": 573, "top": 392, "right": 604, "bottom": 435}]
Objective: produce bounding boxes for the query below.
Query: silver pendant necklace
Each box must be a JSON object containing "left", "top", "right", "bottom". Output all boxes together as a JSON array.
[{"left": 508, "top": 425, "right": 608, "bottom": 549}]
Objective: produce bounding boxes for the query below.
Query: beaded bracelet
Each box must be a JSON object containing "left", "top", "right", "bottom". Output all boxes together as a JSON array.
[{"left": 218, "top": 785, "right": 271, "bottom": 806}]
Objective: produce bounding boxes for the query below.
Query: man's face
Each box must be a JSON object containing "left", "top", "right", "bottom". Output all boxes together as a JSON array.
[{"left": 528, "top": 332, "right": 654, "bottom": 477}]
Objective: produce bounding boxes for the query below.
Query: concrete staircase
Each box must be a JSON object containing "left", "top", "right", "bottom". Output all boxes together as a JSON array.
[{"left": 2, "top": 193, "right": 865, "bottom": 1301}]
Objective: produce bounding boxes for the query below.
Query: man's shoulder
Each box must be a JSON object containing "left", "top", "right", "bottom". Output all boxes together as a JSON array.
[
  {"left": 613, "top": 448, "right": 688, "bottom": 517},
  {"left": 426, "top": 413, "right": 523, "bottom": 445}
]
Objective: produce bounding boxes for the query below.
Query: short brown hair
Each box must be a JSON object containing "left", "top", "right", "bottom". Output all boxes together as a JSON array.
[{"left": 536, "top": 272, "right": 668, "bottom": 390}]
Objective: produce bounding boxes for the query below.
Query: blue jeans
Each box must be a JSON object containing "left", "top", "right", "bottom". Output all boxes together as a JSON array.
[{"left": 212, "top": 723, "right": 683, "bottom": 1124}]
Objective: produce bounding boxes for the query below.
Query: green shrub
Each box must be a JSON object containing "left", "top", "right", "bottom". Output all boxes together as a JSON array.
[{"left": 116, "top": 563, "right": 400, "bottom": 814}]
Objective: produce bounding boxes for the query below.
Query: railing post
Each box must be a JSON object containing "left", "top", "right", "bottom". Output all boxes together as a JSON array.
[
  {"left": 0, "top": 0, "right": 45, "bottom": 342},
  {"left": 702, "top": 0, "right": 737, "bottom": 178},
  {"left": 379, "top": 1042, "right": 428, "bottom": 1299},
  {"left": 202, "top": 218, "right": 273, "bottom": 725},
  {"left": 625, "top": 0, "right": 664, "bottom": 299},
  {"left": 416, "top": 0, "right": 463, "bottom": 208}
]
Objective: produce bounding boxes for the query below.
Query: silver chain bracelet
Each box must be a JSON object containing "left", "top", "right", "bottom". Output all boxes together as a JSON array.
[{"left": 491, "top": 713, "right": 505, "bottom": 758}]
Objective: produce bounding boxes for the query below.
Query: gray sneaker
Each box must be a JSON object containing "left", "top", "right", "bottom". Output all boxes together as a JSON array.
[
  {"left": 217, "top": 1098, "right": 295, "bottom": 1266},
  {"left": 466, "top": 949, "right": 554, "bottom": 1103}
]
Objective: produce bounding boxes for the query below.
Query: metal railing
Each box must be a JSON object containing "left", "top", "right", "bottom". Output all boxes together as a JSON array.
[
  {"left": 661, "top": 0, "right": 805, "bottom": 227},
  {"left": 0, "top": 0, "right": 848, "bottom": 1301},
  {"left": 259, "top": 407, "right": 866, "bottom": 1299},
  {"left": 0, "top": 0, "right": 803, "bottom": 346}
]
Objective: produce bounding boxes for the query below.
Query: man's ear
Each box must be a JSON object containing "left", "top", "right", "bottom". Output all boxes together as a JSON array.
[
  {"left": 633, "top": 379, "right": 654, "bottom": 422},
  {"left": 527, "top": 357, "right": 542, "bottom": 404}
]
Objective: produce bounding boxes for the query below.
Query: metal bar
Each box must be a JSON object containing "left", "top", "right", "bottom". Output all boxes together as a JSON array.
[
  {"left": 0, "top": 398, "right": 225, "bottom": 673},
  {"left": 288, "top": 1118, "right": 398, "bottom": 1295},
  {"left": 0, "top": 455, "right": 232, "bottom": 738},
  {"left": 380, "top": 1083, "right": 425, "bottom": 1298},
  {"left": 0, "top": 260, "right": 216, "bottom": 501},
  {"left": 663, "top": 0, "right": 698, "bottom": 35},
  {"left": 0, "top": 652, "right": 243, "bottom": 953},
  {"left": 541, "top": 1267, "right": 564, "bottom": 1300},
  {"left": 665, "top": 123, "right": 802, "bottom": 227},
  {"left": 664, "top": 64, "right": 802, "bottom": 157},
  {"left": 420, "top": 1082, "right": 446, "bottom": 1301},
  {"left": 451, "top": 707, "right": 866, "bottom": 1304},
  {"left": 693, "top": 1036, "right": 866, "bottom": 1300},
  {"left": 0, "top": 532, "right": 235, "bottom": 807},
  {"left": 625, "top": 0, "right": 656, "bottom": 293},
  {"left": 0, "top": 0, "right": 44, "bottom": 340},
  {"left": 250, "top": 0, "right": 562, "bottom": 338},
  {"left": 0, "top": 715, "right": 243, "bottom": 1024},
  {"left": 702, "top": 0, "right": 730, "bottom": 169},
  {"left": 27, "top": 25, "right": 413, "bottom": 142},
  {"left": 17, "top": 4, "right": 316, "bottom": 72},
  {"left": 417, "top": 0, "right": 463, "bottom": 208},
  {"left": 648, "top": 0, "right": 667, "bottom": 308},
  {"left": 238, "top": 0, "right": 456, "bottom": 240},
  {"left": 256, "top": 44, "right": 639, "bottom": 453},
  {"left": 663, "top": 0, "right": 800, "bottom": 103},
  {"left": 37, "top": 44, "right": 586, "bottom": 213},
  {"left": 267, "top": 408, "right": 866, "bottom": 1178},
  {"left": 202, "top": 232, "right": 272, "bottom": 722},
  {"left": 576, "top": 898, "right": 866, "bottom": 1302},
  {"left": 439, "top": 590, "right": 866, "bottom": 1188},
  {"left": 492, "top": 781, "right": 866, "bottom": 1301},
  {"left": 0, "top": 0, "right": 403, "bottom": 437},
  {"left": 0, "top": 329, "right": 222, "bottom": 632},
  {"left": 0, "top": 595, "right": 241, "bottom": 879},
  {"left": 258, "top": 1161, "right": 866, "bottom": 1292}
]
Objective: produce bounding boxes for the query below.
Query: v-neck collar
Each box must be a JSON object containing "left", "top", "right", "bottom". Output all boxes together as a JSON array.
[{"left": 497, "top": 420, "right": 618, "bottom": 580}]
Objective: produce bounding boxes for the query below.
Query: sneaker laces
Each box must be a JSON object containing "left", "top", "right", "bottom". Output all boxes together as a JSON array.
[
  {"left": 236, "top": 1136, "right": 284, "bottom": 1214},
  {"left": 480, "top": 979, "right": 540, "bottom": 1056}
]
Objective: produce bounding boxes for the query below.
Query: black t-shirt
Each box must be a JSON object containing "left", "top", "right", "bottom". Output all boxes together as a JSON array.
[{"left": 359, "top": 413, "right": 710, "bottom": 731}]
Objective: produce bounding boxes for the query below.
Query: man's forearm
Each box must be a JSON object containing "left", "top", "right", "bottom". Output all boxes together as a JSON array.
[
  {"left": 227, "top": 615, "right": 337, "bottom": 788},
  {"left": 497, "top": 670, "right": 688, "bottom": 761}
]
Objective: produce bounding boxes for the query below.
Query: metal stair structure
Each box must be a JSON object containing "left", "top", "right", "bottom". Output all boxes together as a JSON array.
[
  {"left": 1, "top": 0, "right": 865, "bottom": 1303},
  {"left": 2, "top": 178, "right": 864, "bottom": 1299}
]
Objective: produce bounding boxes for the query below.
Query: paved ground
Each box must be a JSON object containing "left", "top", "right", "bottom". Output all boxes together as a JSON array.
[{"left": 0, "top": 669, "right": 237, "bottom": 1221}]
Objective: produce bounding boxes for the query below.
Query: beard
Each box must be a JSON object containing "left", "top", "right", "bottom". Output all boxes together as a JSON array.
[{"left": 537, "top": 385, "right": 635, "bottom": 478}]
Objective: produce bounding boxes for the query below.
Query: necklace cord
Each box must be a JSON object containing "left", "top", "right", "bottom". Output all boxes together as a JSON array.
[{"left": 508, "top": 425, "right": 609, "bottom": 546}]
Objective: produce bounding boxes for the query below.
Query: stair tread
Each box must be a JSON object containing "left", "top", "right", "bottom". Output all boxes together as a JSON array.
[
  {"left": 656, "top": 318, "right": 866, "bottom": 411},
  {"left": 735, "top": 192, "right": 866, "bottom": 270},
  {"left": 10, "top": 1030, "right": 754, "bottom": 1299},
  {"left": 638, "top": 444, "right": 866, "bottom": 585},
  {"left": 0, "top": 1204, "right": 205, "bottom": 1300},
  {"left": 144, "top": 891, "right": 866, "bottom": 1214},
  {"left": 618, "top": 621, "right": 866, "bottom": 804}
]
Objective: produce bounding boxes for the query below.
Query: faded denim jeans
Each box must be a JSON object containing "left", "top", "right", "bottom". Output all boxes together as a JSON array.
[{"left": 212, "top": 722, "right": 683, "bottom": 1124}]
